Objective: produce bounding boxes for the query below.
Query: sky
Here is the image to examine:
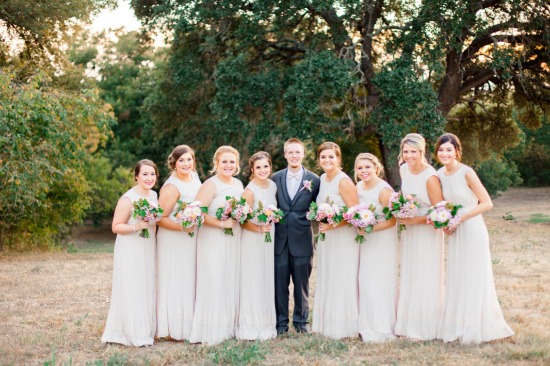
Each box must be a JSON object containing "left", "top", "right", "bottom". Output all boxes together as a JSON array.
[{"left": 91, "top": 0, "right": 141, "bottom": 32}]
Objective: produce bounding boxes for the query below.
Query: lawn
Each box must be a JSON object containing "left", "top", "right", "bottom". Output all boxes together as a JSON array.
[{"left": 0, "top": 187, "right": 549, "bottom": 365}]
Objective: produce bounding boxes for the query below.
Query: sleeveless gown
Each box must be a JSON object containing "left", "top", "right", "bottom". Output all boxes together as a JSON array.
[
  {"left": 312, "top": 171, "right": 360, "bottom": 339},
  {"left": 437, "top": 165, "right": 514, "bottom": 344},
  {"left": 395, "top": 163, "right": 444, "bottom": 340},
  {"left": 357, "top": 180, "right": 399, "bottom": 342},
  {"left": 236, "top": 180, "right": 277, "bottom": 340},
  {"left": 189, "top": 176, "right": 244, "bottom": 345},
  {"left": 102, "top": 188, "right": 157, "bottom": 346},
  {"left": 156, "top": 172, "right": 201, "bottom": 340}
]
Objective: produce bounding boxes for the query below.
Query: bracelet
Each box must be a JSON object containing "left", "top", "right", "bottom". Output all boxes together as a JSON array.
[
  {"left": 221, "top": 220, "right": 224, "bottom": 229},
  {"left": 132, "top": 223, "right": 137, "bottom": 233}
]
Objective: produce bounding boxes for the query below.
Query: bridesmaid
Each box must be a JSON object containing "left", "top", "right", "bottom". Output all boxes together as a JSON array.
[
  {"left": 355, "top": 153, "right": 399, "bottom": 343},
  {"left": 156, "top": 145, "right": 201, "bottom": 341},
  {"left": 236, "top": 151, "right": 277, "bottom": 341},
  {"left": 394, "top": 133, "right": 445, "bottom": 341},
  {"left": 102, "top": 159, "right": 158, "bottom": 346},
  {"left": 189, "top": 146, "right": 244, "bottom": 345},
  {"left": 312, "top": 142, "right": 360, "bottom": 339},
  {"left": 435, "top": 133, "right": 514, "bottom": 344}
]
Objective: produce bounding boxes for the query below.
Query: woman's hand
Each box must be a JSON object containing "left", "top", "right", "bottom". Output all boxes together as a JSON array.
[
  {"left": 133, "top": 219, "right": 149, "bottom": 231},
  {"left": 258, "top": 224, "right": 272, "bottom": 233},
  {"left": 398, "top": 217, "right": 416, "bottom": 226},
  {"left": 319, "top": 222, "right": 336, "bottom": 233},
  {"left": 220, "top": 218, "right": 237, "bottom": 230},
  {"left": 183, "top": 226, "right": 196, "bottom": 234}
]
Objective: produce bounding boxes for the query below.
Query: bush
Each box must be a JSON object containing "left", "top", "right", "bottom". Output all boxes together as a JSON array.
[
  {"left": 474, "top": 157, "right": 523, "bottom": 198},
  {"left": 0, "top": 69, "right": 114, "bottom": 250},
  {"left": 85, "top": 156, "right": 134, "bottom": 226}
]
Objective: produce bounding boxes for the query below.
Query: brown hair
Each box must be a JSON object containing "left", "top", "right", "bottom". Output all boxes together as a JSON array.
[
  {"left": 434, "top": 133, "right": 463, "bottom": 162},
  {"left": 398, "top": 133, "right": 428, "bottom": 165},
  {"left": 284, "top": 138, "right": 305, "bottom": 153},
  {"left": 354, "top": 153, "right": 385, "bottom": 182},
  {"left": 317, "top": 141, "right": 342, "bottom": 168},
  {"left": 210, "top": 146, "right": 241, "bottom": 175},
  {"left": 248, "top": 151, "right": 272, "bottom": 178},
  {"left": 167, "top": 145, "right": 196, "bottom": 171},
  {"left": 134, "top": 159, "right": 159, "bottom": 181}
]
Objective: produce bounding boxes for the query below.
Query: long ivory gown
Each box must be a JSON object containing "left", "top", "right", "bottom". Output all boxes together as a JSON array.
[
  {"left": 437, "top": 164, "right": 514, "bottom": 344},
  {"left": 357, "top": 180, "right": 399, "bottom": 342},
  {"left": 102, "top": 188, "right": 157, "bottom": 346},
  {"left": 189, "top": 176, "right": 244, "bottom": 345},
  {"left": 156, "top": 172, "right": 201, "bottom": 340},
  {"left": 395, "top": 163, "right": 444, "bottom": 340},
  {"left": 312, "top": 171, "right": 360, "bottom": 339}
]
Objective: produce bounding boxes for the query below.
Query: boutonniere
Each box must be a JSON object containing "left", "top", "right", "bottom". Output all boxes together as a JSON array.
[{"left": 300, "top": 179, "right": 314, "bottom": 193}]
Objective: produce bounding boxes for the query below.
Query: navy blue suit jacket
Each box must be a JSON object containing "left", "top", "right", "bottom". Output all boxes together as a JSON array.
[{"left": 272, "top": 168, "right": 320, "bottom": 257}]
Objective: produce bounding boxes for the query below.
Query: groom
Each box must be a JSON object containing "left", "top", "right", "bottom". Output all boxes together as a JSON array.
[{"left": 272, "top": 138, "right": 320, "bottom": 334}]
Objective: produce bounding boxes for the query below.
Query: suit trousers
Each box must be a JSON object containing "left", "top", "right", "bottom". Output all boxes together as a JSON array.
[{"left": 274, "top": 242, "right": 312, "bottom": 330}]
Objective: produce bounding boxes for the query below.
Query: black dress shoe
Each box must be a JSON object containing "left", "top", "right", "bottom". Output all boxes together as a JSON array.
[
  {"left": 277, "top": 327, "right": 289, "bottom": 335},
  {"left": 294, "top": 325, "right": 310, "bottom": 334}
]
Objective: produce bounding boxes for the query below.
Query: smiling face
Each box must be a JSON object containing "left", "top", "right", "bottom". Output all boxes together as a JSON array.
[
  {"left": 437, "top": 141, "right": 458, "bottom": 166},
  {"left": 135, "top": 164, "right": 157, "bottom": 191},
  {"left": 216, "top": 152, "right": 238, "bottom": 177},
  {"left": 251, "top": 158, "right": 271, "bottom": 181},
  {"left": 319, "top": 148, "right": 340, "bottom": 173},
  {"left": 402, "top": 144, "right": 422, "bottom": 168},
  {"left": 284, "top": 143, "right": 304, "bottom": 170},
  {"left": 355, "top": 158, "right": 377, "bottom": 183},
  {"left": 175, "top": 152, "right": 194, "bottom": 176}
]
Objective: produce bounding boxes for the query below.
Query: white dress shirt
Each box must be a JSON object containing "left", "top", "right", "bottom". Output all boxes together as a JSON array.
[{"left": 286, "top": 168, "right": 304, "bottom": 200}]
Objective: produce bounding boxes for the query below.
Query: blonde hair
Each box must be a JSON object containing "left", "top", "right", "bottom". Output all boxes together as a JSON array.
[
  {"left": 210, "top": 146, "right": 241, "bottom": 175},
  {"left": 354, "top": 153, "right": 384, "bottom": 182},
  {"left": 398, "top": 133, "right": 428, "bottom": 165},
  {"left": 248, "top": 151, "right": 272, "bottom": 178},
  {"left": 167, "top": 145, "right": 196, "bottom": 171},
  {"left": 317, "top": 141, "right": 342, "bottom": 169}
]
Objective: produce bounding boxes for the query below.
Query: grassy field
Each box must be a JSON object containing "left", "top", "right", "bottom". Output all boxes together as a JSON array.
[{"left": 1, "top": 187, "right": 549, "bottom": 365}]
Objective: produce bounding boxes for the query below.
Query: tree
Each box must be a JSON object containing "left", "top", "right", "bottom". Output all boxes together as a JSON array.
[
  {"left": 0, "top": 70, "right": 114, "bottom": 250},
  {"left": 68, "top": 29, "right": 167, "bottom": 170},
  {"left": 0, "top": 0, "right": 116, "bottom": 67},
  {"left": 132, "top": 0, "right": 549, "bottom": 185}
]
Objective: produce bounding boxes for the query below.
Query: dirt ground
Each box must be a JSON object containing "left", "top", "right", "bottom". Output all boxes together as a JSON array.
[{"left": 0, "top": 187, "right": 549, "bottom": 365}]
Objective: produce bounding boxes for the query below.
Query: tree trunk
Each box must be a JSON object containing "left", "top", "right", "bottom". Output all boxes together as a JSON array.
[
  {"left": 381, "top": 142, "right": 400, "bottom": 189},
  {"left": 438, "top": 50, "right": 462, "bottom": 115}
]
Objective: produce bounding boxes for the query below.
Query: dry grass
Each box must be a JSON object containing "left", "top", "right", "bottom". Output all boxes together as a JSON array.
[{"left": 0, "top": 187, "right": 549, "bottom": 365}]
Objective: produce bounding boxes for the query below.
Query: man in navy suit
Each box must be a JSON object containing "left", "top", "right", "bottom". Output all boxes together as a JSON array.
[{"left": 271, "top": 138, "right": 320, "bottom": 334}]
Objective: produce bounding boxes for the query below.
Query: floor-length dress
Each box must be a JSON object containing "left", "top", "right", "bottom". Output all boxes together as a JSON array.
[
  {"left": 156, "top": 172, "right": 201, "bottom": 340},
  {"left": 357, "top": 180, "right": 399, "bottom": 342},
  {"left": 102, "top": 188, "right": 157, "bottom": 346},
  {"left": 312, "top": 171, "right": 360, "bottom": 339},
  {"left": 395, "top": 163, "right": 444, "bottom": 340},
  {"left": 189, "top": 176, "right": 244, "bottom": 345},
  {"left": 438, "top": 165, "right": 514, "bottom": 344},
  {"left": 236, "top": 180, "right": 277, "bottom": 340}
]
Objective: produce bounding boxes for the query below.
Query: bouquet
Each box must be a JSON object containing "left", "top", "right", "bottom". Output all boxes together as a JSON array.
[
  {"left": 132, "top": 198, "right": 164, "bottom": 238},
  {"left": 174, "top": 200, "right": 208, "bottom": 237},
  {"left": 343, "top": 204, "right": 378, "bottom": 244},
  {"left": 427, "top": 201, "right": 463, "bottom": 230},
  {"left": 306, "top": 201, "right": 344, "bottom": 241},
  {"left": 252, "top": 201, "right": 284, "bottom": 242},
  {"left": 215, "top": 196, "right": 253, "bottom": 236},
  {"left": 383, "top": 191, "right": 421, "bottom": 231}
]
